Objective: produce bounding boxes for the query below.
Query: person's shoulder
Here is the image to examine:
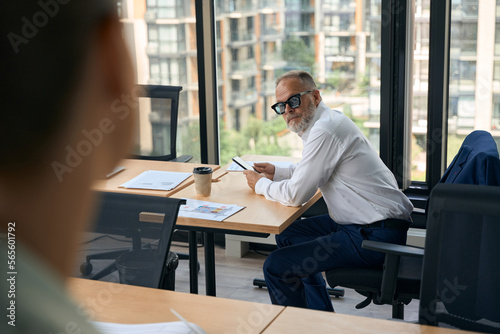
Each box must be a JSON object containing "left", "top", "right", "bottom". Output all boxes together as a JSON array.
[{"left": 313, "top": 107, "right": 347, "bottom": 133}]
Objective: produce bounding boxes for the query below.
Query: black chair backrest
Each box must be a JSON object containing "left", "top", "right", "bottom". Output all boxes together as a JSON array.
[
  {"left": 90, "top": 191, "right": 185, "bottom": 289},
  {"left": 419, "top": 183, "right": 500, "bottom": 333},
  {"left": 131, "top": 84, "right": 183, "bottom": 161}
]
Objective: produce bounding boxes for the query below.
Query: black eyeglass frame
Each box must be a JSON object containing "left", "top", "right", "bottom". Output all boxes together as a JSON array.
[{"left": 271, "top": 90, "right": 314, "bottom": 115}]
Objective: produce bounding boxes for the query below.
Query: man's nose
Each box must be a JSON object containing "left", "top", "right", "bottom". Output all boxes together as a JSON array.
[{"left": 284, "top": 103, "right": 294, "bottom": 114}]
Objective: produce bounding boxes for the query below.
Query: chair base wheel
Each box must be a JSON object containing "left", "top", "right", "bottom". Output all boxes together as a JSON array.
[{"left": 80, "top": 262, "right": 93, "bottom": 276}]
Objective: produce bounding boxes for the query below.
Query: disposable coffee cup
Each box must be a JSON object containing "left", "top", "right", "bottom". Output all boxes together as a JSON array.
[{"left": 193, "top": 167, "right": 213, "bottom": 196}]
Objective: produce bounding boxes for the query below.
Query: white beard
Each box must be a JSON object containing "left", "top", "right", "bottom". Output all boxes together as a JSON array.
[{"left": 287, "top": 103, "right": 315, "bottom": 134}]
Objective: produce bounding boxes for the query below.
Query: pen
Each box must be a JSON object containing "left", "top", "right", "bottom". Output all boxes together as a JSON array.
[{"left": 170, "top": 308, "right": 205, "bottom": 334}]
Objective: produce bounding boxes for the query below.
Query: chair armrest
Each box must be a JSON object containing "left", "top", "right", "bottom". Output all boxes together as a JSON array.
[
  {"left": 362, "top": 240, "right": 424, "bottom": 258},
  {"left": 362, "top": 240, "right": 423, "bottom": 305},
  {"left": 170, "top": 155, "right": 193, "bottom": 163}
]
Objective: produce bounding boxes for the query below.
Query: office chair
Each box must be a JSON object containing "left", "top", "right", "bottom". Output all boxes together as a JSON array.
[
  {"left": 325, "top": 130, "right": 500, "bottom": 319},
  {"left": 131, "top": 84, "right": 192, "bottom": 162},
  {"left": 130, "top": 84, "right": 197, "bottom": 268},
  {"left": 419, "top": 183, "right": 500, "bottom": 333},
  {"left": 79, "top": 191, "right": 185, "bottom": 290}
]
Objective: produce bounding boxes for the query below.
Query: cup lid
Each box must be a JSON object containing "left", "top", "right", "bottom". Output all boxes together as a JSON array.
[{"left": 193, "top": 166, "right": 213, "bottom": 174}]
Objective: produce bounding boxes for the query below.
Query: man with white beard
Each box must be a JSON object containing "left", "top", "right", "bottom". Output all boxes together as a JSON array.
[{"left": 243, "top": 70, "right": 413, "bottom": 312}]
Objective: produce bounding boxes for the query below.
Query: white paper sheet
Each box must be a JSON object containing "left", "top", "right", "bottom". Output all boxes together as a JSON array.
[
  {"left": 91, "top": 321, "right": 206, "bottom": 334},
  {"left": 226, "top": 161, "right": 294, "bottom": 172},
  {"left": 120, "top": 170, "right": 191, "bottom": 191},
  {"left": 178, "top": 199, "right": 245, "bottom": 222}
]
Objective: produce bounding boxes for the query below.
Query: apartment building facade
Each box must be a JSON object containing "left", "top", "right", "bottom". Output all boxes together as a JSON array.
[{"left": 119, "top": 0, "right": 500, "bottom": 175}]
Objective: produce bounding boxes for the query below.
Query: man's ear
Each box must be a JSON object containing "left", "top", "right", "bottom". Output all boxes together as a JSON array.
[{"left": 313, "top": 89, "right": 321, "bottom": 106}]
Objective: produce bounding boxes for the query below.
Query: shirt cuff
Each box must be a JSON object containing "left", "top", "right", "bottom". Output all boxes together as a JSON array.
[
  {"left": 273, "top": 166, "right": 292, "bottom": 181},
  {"left": 255, "top": 177, "right": 272, "bottom": 195}
]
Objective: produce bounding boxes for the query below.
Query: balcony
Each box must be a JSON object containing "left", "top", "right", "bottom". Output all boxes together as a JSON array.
[
  {"left": 261, "top": 80, "right": 276, "bottom": 95},
  {"left": 230, "top": 59, "right": 258, "bottom": 74},
  {"left": 451, "top": 1, "right": 478, "bottom": 19},
  {"left": 323, "top": 24, "right": 356, "bottom": 35},
  {"left": 228, "top": 30, "right": 257, "bottom": 47},
  {"left": 145, "top": 7, "right": 188, "bottom": 22},
  {"left": 285, "top": 25, "right": 315, "bottom": 34},
  {"left": 259, "top": 0, "right": 284, "bottom": 10},
  {"left": 229, "top": 88, "right": 259, "bottom": 108},
  {"left": 145, "top": 10, "right": 157, "bottom": 22},
  {"left": 146, "top": 44, "right": 159, "bottom": 55},
  {"left": 322, "top": 2, "right": 355, "bottom": 14},
  {"left": 260, "top": 26, "right": 285, "bottom": 41},
  {"left": 219, "top": 0, "right": 257, "bottom": 13},
  {"left": 286, "top": 2, "right": 314, "bottom": 12},
  {"left": 261, "top": 52, "right": 287, "bottom": 69}
]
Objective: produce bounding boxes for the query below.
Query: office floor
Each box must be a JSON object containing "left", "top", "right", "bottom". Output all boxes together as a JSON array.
[{"left": 74, "top": 236, "right": 419, "bottom": 322}]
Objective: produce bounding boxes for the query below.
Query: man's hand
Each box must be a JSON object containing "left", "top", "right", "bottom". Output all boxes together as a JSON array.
[
  {"left": 243, "top": 170, "right": 265, "bottom": 191},
  {"left": 243, "top": 163, "right": 275, "bottom": 191},
  {"left": 253, "top": 162, "right": 275, "bottom": 180}
]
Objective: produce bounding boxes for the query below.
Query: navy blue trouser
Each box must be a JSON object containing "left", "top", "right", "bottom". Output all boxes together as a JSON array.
[{"left": 263, "top": 215, "right": 408, "bottom": 311}]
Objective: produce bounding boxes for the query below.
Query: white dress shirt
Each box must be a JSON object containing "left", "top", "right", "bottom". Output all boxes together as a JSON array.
[{"left": 255, "top": 101, "right": 413, "bottom": 225}]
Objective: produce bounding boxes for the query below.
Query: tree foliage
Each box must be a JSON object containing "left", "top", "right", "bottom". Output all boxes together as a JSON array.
[
  {"left": 219, "top": 116, "right": 291, "bottom": 166},
  {"left": 282, "top": 36, "right": 315, "bottom": 74}
]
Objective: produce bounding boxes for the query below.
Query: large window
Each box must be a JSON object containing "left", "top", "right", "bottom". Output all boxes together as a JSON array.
[
  {"left": 215, "top": 0, "right": 382, "bottom": 166},
  {"left": 120, "top": 0, "right": 200, "bottom": 161},
  {"left": 410, "top": 0, "right": 430, "bottom": 182},
  {"left": 119, "top": 0, "right": 500, "bottom": 201},
  {"left": 447, "top": 0, "right": 500, "bottom": 167}
]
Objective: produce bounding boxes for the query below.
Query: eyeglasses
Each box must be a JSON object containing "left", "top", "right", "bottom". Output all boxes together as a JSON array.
[{"left": 271, "top": 90, "right": 314, "bottom": 115}]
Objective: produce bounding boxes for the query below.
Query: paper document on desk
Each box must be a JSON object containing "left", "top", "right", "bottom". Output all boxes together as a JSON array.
[
  {"left": 120, "top": 170, "right": 191, "bottom": 191},
  {"left": 91, "top": 321, "right": 206, "bottom": 334},
  {"left": 227, "top": 161, "right": 294, "bottom": 172},
  {"left": 178, "top": 199, "right": 245, "bottom": 222}
]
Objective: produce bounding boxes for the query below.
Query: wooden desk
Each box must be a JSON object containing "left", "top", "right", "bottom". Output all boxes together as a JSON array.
[
  {"left": 68, "top": 278, "right": 470, "bottom": 334},
  {"left": 68, "top": 278, "right": 284, "bottom": 334},
  {"left": 158, "top": 155, "right": 320, "bottom": 296},
  {"left": 94, "top": 155, "right": 321, "bottom": 297},
  {"left": 93, "top": 159, "right": 220, "bottom": 197},
  {"left": 173, "top": 171, "right": 321, "bottom": 234},
  {"left": 262, "top": 307, "right": 473, "bottom": 333},
  {"left": 172, "top": 154, "right": 320, "bottom": 234}
]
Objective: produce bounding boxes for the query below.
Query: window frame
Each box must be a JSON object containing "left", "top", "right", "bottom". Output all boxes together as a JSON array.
[{"left": 193, "top": 0, "right": 452, "bottom": 204}]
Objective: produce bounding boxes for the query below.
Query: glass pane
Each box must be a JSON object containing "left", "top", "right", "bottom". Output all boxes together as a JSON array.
[
  {"left": 216, "top": 0, "right": 382, "bottom": 166},
  {"left": 119, "top": 0, "right": 200, "bottom": 161},
  {"left": 448, "top": 0, "right": 500, "bottom": 168},
  {"left": 411, "top": 0, "right": 431, "bottom": 182}
]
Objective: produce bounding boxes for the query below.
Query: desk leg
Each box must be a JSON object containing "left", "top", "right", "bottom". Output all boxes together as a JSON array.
[
  {"left": 188, "top": 231, "right": 198, "bottom": 294},
  {"left": 204, "top": 231, "right": 216, "bottom": 296}
]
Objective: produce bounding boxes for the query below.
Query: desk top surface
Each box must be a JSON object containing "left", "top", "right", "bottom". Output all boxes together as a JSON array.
[
  {"left": 171, "top": 154, "right": 320, "bottom": 234},
  {"left": 172, "top": 171, "right": 321, "bottom": 234},
  {"left": 68, "top": 278, "right": 283, "bottom": 334},
  {"left": 95, "top": 155, "right": 321, "bottom": 234},
  {"left": 92, "top": 159, "right": 220, "bottom": 197},
  {"left": 262, "top": 307, "right": 474, "bottom": 334},
  {"left": 68, "top": 279, "right": 472, "bottom": 334}
]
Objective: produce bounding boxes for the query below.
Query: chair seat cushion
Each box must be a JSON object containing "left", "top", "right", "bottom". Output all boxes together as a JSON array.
[{"left": 325, "top": 256, "right": 422, "bottom": 299}]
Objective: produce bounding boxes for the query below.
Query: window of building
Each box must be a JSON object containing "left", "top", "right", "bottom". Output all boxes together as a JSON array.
[
  {"left": 121, "top": 0, "right": 499, "bottom": 200},
  {"left": 120, "top": 0, "right": 199, "bottom": 161},
  {"left": 446, "top": 0, "right": 499, "bottom": 174}
]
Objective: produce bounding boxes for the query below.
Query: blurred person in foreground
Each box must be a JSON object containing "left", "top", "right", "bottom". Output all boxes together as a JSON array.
[
  {"left": 0, "top": 1, "right": 136, "bottom": 332},
  {"left": 243, "top": 70, "right": 413, "bottom": 311}
]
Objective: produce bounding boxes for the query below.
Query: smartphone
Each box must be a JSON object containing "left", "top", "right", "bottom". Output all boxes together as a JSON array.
[{"left": 232, "top": 156, "right": 257, "bottom": 172}]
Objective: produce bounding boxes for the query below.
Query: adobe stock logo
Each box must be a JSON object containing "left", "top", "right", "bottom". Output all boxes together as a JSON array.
[{"left": 7, "top": 0, "right": 71, "bottom": 54}]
